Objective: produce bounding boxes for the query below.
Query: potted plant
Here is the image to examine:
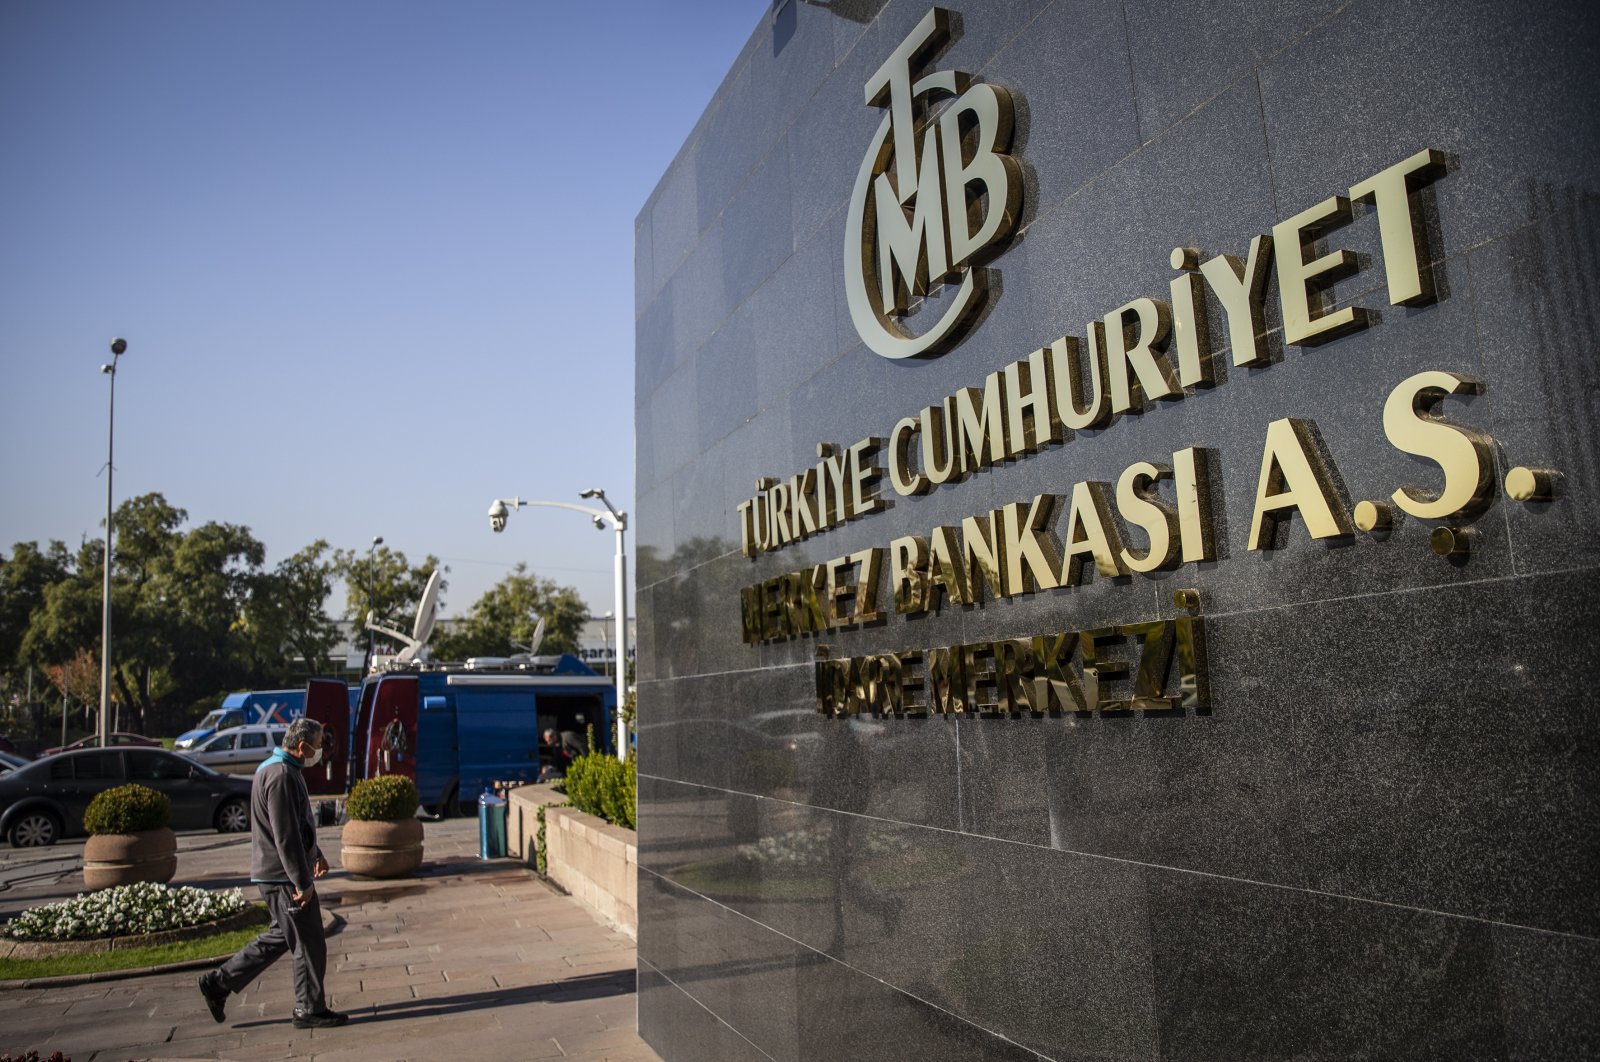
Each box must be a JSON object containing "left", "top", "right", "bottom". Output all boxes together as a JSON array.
[
  {"left": 340, "top": 775, "right": 423, "bottom": 878},
  {"left": 81, "top": 784, "right": 177, "bottom": 891}
]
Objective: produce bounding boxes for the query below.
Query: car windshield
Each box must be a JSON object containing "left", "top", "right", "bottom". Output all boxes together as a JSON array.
[{"left": 197, "top": 711, "right": 227, "bottom": 729}]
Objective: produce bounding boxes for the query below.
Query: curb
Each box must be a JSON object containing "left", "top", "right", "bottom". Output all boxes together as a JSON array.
[{"left": 0, "top": 911, "right": 345, "bottom": 990}]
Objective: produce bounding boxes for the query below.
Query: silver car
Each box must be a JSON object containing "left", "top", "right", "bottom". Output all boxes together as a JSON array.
[{"left": 179, "top": 724, "right": 286, "bottom": 774}]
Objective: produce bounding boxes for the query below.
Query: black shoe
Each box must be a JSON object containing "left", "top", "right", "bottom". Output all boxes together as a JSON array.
[
  {"left": 198, "top": 973, "right": 228, "bottom": 1024},
  {"left": 292, "top": 1007, "right": 349, "bottom": 1029}
]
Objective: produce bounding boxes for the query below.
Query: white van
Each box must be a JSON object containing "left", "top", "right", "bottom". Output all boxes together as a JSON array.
[{"left": 179, "top": 724, "right": 286, "bottom": 774}]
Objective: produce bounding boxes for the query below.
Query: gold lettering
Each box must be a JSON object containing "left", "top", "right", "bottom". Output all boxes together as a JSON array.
[
  {"left": 1081, "top": 628, "right": 1130, "bottom": 712},
  {"left": 1052, "top": 331, "right": 1111, "bottom": 431},
  {"left": 999, "top": 494, "right": 1062, "bottom": 595},
  {"left": 1382, "top": 370, "right": 1494, "bottom": 520},
  {"left": 926, "top": 644, "right": 966, "bottom": 715},
  {"left": 1173, "top": 447, "right": 1213, "bottom": 564},
  {"left": 1104, "top": 297, "right": 1177, "bottom": 414},
  {"left": 921, "top": 399, "right": 959, "bottom": 486},
  {"left": 963, "top": 642, "right": 1000, "bottom": 714},
  {"left": 888, "top": 416, "right": 929, "bottom": 496},
  {"left": 1247, "top": 417, "right": 1353, "bottom": 549},
  {"left": 788, "top": 469, "right": 820, "bottom": 540},
  {"left": 1168, "top": 248, "right": 1214, "bottom": 388},
  {"left": 875, "top": 122, "right": 950, "bottom": 311},
  {"left": 954, "top": 377, "right": 1008, "bottom": 474},
  {"left": 1060, "top": 481, "right": 1127, "bottom": 584},
  {"left": 1116, "top": 461, "right": 1177, "bottom": 573},
  {"left": 853, "top": 548, "right": 885, "bottom": 625},
  {"left": 736, "top": 499, "right": 757, "bottom": 557},
  {"left": 825, "top": 554, "right": 857, "bottom": 627},
  {"left": 898, "top": 650, "right": 927, "bottom": 715},
  {"left": 1121, "top": 620, "right": 1178, "bottom": 711},
  {"left": 928, "top": 525, "right": 971, "bottom": 607},
  {"left": 1003, "top": 348, "right": 1060, "bottom": 457},
  {"left": 847, "top": 437, "right": 887, "bottom": 518},
  {"left": 1273, "top": 195, "right": 1369, "bottom": 346},
  {"left": 939, "top": 82, "right": 1021, "bottom": 269},
  {"left": 890, "top": 535, "right": 932, "bottom": 615},
  {"left": 1198, "top": 235, "right": 1274, "bottom": 367},
  {"left": 960, "top": 511, "right": 1005, "bottom": 602},
  {"left": 1348, "top": 148, "right": 1445, "bottom": 307},
  {"left": 818, "top": 446, "right": 850, "bottom": 526},
  {"left": 1031, "top": 633, "right": 1085, "bottom": 713}
]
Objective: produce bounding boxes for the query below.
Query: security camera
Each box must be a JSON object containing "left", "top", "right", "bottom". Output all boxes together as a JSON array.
[
  {"left": 109, "top": 338, "right": 127, "bottom": 355},
  {"left": 592, "top": 516, "right": 605, "bottom": 530},
  {"left": 579, "top": 488, "right": 603, "bottom": 500},
  {"left": 488, "top": 499, "right": 509, "bottom": 533}
]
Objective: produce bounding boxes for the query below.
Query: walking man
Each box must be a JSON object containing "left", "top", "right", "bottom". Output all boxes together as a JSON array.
[{"left": 199, "top": 718, "right": 348, "bottom": 1028}]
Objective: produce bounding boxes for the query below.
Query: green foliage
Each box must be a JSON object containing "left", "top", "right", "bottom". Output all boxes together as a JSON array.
[
  {"left": 0, "top": 905, "right": 266, "bottom": 982},
  {"left": 533, "top": 801, "right": 568, "bottom": 876},
  {"left": 347, "top": 774, "right": 421, "bottom": 821},
  {"left": 1, "top": 492, "right": 357, "bottom": 736},
  {"left": 82, "top": 784, "right": 171, "bottom": 835},
  {"left": 330, "top": 546, "right": 446, "bottom": 641},
  {"left": 431, "top": 563, "right": 586, "bottom": 661},
  {"left": 242, "top": 539, "right": 340, "bottom": 679},
  {"left": 561, "top": 739, "right": 636, "bottom": 831}
]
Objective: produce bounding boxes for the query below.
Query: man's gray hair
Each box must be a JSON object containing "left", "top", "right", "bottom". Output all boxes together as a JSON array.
[{"left": 286, "top": 718, "right": 324, "bottom": 749}]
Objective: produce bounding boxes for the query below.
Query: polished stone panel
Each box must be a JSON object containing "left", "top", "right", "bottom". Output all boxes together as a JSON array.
[{"left": 637, "top": 1, "right": 1600, "bottom": 1058}]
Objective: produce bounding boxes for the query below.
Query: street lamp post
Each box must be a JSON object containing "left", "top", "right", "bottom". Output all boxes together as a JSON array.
[
  {"left": 98, "top": 338, "right": 127, "bottom": 748},
  {"left": 488, "top": 491, "right": 629, "bottom": 760},
  {"left": 601, "top": 611, "right": 614, "bottom": 678},
  {"left": 362, "top": 535, "right": 383, "bottom": 674}
]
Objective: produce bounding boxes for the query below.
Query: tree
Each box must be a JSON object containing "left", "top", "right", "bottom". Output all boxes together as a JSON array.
[
  {"left": 331, "top": 546, "right": 446, "bottom": 654},
  {"left": 242, "top": 540, "right": 340, "bottom": 680},
  {"left": 19, "top": 493, "right": 269, "bottom": 733},
  {"left": 0, "top": 540, "right": 72, "bottom": 670},
  {"left": 433, "top": 564, "right": 586, "bottom": 661}
]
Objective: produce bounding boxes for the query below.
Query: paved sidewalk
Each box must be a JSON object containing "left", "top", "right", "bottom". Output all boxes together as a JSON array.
[{"left": 0, "top": 818, "right": 659, "bottom": 1062}]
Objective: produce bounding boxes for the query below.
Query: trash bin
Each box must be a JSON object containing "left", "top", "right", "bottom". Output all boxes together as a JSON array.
[{"left": 478, "top": 787, "right": 507, "bottom": 859}]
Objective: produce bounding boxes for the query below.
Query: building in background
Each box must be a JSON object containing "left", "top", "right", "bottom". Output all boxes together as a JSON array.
[{"left": 634, "top": 1, "right": 1597, "bottom": 1060}]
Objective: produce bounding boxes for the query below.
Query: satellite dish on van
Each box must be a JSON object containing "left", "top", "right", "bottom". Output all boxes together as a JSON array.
[
  {"left": 366, "top": 569, "right": 442, "bottom": 665},
  {"left": 508, "top": 615, "right": 546, "bottom": 661}
]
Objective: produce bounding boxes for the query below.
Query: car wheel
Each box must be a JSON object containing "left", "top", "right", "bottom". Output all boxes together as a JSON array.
[
  {"left": 8, "top": 810, "right": 61, "bottom": 847},
  {"left": 215, "top": 798, "right": 249, "bottom": 833}
]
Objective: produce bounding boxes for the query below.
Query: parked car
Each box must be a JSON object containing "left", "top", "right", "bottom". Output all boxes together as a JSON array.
[
  {"left": 0, "top": 751, "right": 29, "bottom": 776},
  {"left": 42, "top": 732, "right": 163, "bottom": 757},
  {"left": 0, "top": 747, "right": 252, "bottom": 847},
  {"left": 177, "top": 724, "right": 286, "bottom": 774}
]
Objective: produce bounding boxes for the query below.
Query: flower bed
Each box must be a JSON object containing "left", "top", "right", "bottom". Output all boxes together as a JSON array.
[{"left": 3, "top": 882, "right": 249, "bottom": 943}]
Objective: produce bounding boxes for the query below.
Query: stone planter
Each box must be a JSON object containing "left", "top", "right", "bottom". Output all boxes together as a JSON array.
[
  {"left": 82, "top": 827, "right": 178, "bottom": 891},
  {"left": 340, "top": 817, "right": 423, "bottom": 878}
]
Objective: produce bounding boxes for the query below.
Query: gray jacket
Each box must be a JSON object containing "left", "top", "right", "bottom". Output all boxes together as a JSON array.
[{"left": 249, "top": 751, "right": 323, "bottom": 891}]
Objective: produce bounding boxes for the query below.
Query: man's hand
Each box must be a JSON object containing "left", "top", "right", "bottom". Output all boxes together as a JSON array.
[
  {"left": 292, "top": 886, "right": 314, "bottom": 908},
  {"left": 313, "top": 855, "right": 329, "bottom": 879}
]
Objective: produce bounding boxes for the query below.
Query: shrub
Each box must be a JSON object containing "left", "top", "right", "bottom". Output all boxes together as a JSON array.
[
  {"left": 562, "top": 744, "right": 636, "bottom": 831},
  {"left": 82, "top": 784, "right": 170, "bottom": 835},
  {"left": 3, "top": 882, "right": 248, "bottom": 941},
  {"left": 347, "top": 774, "right": 420, "bottom": 821}
]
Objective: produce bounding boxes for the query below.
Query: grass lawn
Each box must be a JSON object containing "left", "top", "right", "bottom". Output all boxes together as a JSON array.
[{"left": 0, "top": 908, "right": 266, "bottom": 981}]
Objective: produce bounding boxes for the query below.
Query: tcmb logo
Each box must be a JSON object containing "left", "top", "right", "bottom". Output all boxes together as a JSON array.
[{"left": 845, "top": 7, "right": 1022, "bottom": 360}]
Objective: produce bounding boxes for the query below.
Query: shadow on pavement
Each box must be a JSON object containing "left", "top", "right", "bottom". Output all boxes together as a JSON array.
[{"left": 230, "top": 971, "right": 636, "bottom": 1029}]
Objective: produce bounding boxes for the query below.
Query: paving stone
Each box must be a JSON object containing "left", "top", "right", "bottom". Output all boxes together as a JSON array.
[{"left": 0, "top": 817, "right": 659, "bottom": 1062}]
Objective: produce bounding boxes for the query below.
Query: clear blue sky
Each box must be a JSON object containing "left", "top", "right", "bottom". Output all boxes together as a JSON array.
[{"left": 0, "top": 0, "right": 761, "bottom": 619}]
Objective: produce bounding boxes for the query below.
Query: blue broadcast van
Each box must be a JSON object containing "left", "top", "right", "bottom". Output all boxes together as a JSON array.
[
  {"left": 173, "top": 689, "right": 311, "bottom": 750},
  {"left": 302, "top": 654, "right": 615, "bottom": 815}
]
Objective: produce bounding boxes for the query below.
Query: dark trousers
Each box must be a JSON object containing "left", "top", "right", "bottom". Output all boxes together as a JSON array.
[{"left": 215, "top": 884, "right": 327, "bottom": 1012}]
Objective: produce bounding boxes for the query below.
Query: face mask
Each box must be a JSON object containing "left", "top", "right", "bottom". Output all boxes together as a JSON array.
[{"left": 302, "top": 746, "right": 323, "bottom": 768}]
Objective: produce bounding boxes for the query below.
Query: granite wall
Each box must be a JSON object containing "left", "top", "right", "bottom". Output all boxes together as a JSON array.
[{"left": 633, "top": 1, "right": 1599, "bottom": 1058}]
